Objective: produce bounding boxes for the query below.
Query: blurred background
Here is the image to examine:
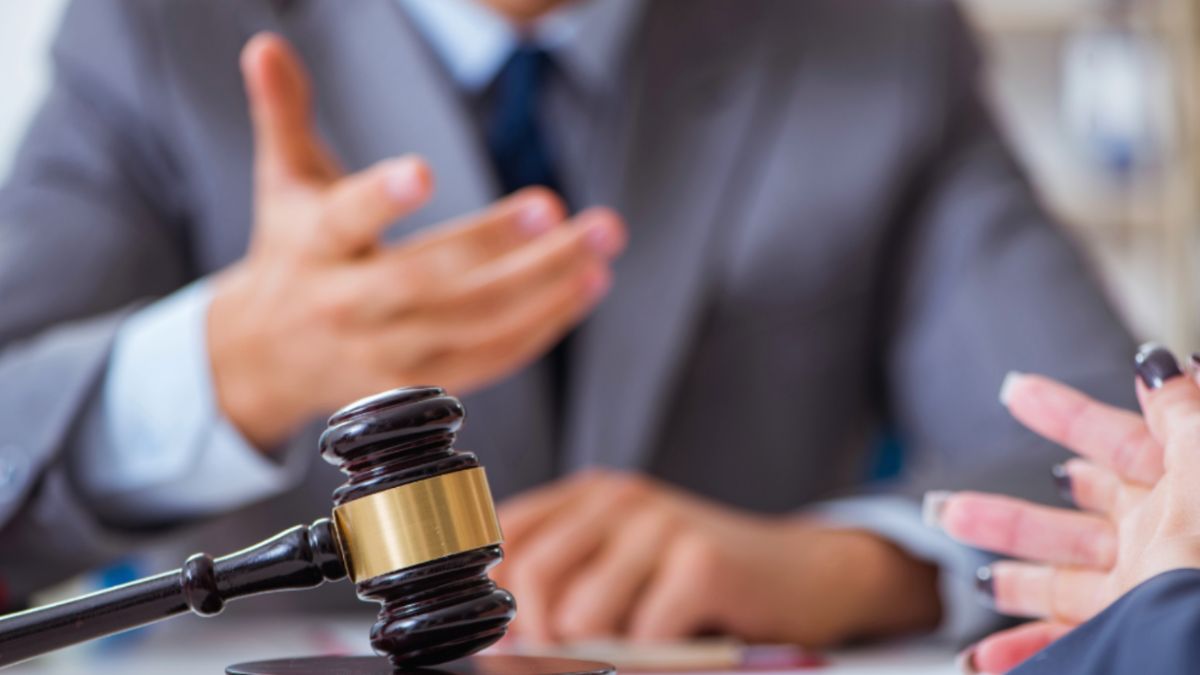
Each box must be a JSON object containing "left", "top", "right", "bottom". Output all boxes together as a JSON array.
[
  {"left": 1, "top": 0, "right": 1198, "bottom": 348},
  {"left": 962, "top": 0, "right": 1200, "bottom": 352}
]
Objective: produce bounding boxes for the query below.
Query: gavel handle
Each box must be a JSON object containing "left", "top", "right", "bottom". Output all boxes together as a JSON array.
[{"left": 0, "top": 518, "right": 346, "bottom": 668}]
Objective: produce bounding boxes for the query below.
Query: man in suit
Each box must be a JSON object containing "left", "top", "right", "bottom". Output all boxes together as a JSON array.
[{"left": 0, "top": 0, "right": 1135, "bottom": 647}]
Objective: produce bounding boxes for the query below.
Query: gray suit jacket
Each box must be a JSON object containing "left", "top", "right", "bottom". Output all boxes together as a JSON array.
[{"left": 0, "top": 0, "right": 1134, "bottom": 619}]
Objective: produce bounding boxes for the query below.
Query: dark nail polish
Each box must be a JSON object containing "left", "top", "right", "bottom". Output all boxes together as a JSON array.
[
  {"left": 975, "top": 566, "right": 995, "bottom": 608},
  {"left": 1135, "top": 343, "right": 1182, "bottom": 390},
  {"left": 1191, "top": 353, "right": 1200, "bottom": 371},
  {"left": 1052, "top": 463, "right": 1074, "bottom": 506}
]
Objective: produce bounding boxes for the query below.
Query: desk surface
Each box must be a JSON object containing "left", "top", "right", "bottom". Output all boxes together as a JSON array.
[{"left": 5, "top": 615, "right": 960, "bottom": 675}]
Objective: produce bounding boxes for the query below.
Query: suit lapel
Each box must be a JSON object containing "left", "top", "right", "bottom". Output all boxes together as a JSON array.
[{"left": 564, "top": 1, "right": 784, "bottom": 471}]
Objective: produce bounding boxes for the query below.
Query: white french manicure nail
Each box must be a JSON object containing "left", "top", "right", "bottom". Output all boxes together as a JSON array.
[
  {"left": 998, "top": 371, "right": 1023, "bottom": 406},
  {"left": 922, "top": 490, "right": 953, "bottom": 529}
]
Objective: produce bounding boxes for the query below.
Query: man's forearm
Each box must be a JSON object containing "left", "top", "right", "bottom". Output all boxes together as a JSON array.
[{"left": 836, "top": 529, "right": 943, "bottom": 640}]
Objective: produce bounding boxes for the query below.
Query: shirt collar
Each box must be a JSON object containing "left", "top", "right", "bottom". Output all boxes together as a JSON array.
[{"left": 395, "top": 0, "right": 643, "bottom": 95}]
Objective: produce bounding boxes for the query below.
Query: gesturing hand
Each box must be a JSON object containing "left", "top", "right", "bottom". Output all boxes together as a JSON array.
[
  {"left": 209, "top": 34, "right": 625, "bottom": 449},
  {"left": 495, "top": 470, "right": 942, "bottom": 648},
  {"left": 928, "top": 346, "right": 1200, "bottom": 673}
]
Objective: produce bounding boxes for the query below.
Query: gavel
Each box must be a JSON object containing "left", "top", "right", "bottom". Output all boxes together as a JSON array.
[{"left": 0, "top": 387, "right": 527, "bottom": 670}]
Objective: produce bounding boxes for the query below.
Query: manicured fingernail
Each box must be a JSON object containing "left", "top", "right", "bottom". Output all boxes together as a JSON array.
[
  {"left": 518, "top": 199, "right": 556, "bottom": 236},
  {"left": 386, "top": 160, "right": 426, "bottom": 202},
  {"left": 1052, "top": 463, "right": 1074, "bottom": 505},
  {"left": 922, "top": 490, "right": 953, "bottom": 528},
  {"left": 1190, "top": 353, "right": 1200, "bottom": 372},
  {"left": 955, "top": 644, "right": 979, "bottom": 674},
  {"left": 998, "top": 371, "right": 1023, "bottom": 406},
  {"left": 1135, "top": 343, "right": 1182, "bottom": 390},
  {"left": 975, "top": 566, "right": 995, "bottom": 608}
]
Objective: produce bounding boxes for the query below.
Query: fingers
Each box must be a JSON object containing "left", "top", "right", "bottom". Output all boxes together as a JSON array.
[
  {"left": 1056, "top": 458, "right": 1149, "bottom": 517},
  {"left": 438, "top": 208, "right": 622, "bottom": 316},
  {"left": 318, "top": 156, "right": 433, "bottom": 257},
  {"left": 553, "top": 509, "right": 675, "bottom": 640},
  {"left": 400, "top": 258, "right": 609, "bottom": 394},
  {"left": 1002, "top": 372, "right": 1162, "bottom": 485},
  {"left": 1135, "top": 345, "right": 1200, "bottom": 470},
  {"left": 501, "top": 485, "right": 628, "bottom": 644},
  {"left": 498, "top": 471, "right": 604, "bottom": 555},
  {"left": 398, "top": 187, "right": 570, "bottom": 272},
  {"left": 968, "top": 621, "right": 1073, "bottom": 675},
  {"left": 352, "top": 205, "right": 619, "bottom": 331},
  {"left": 241, "top": 33, "right": 338, "bottom": 186},
  {"left": 346, "top": 190, "right": 598, "bottom": 322},
  {"left": 322, "top": 203, "right": 622, "bottom": 395},
  {"left": 936, "top": 492, "right": 1116, "bottom": 568},
  {"left": 1057, "top": 459, "right": 1117, "bottom": 514},
  {"left": 984, "top": 561, "right": 1109, "bottom": 623},
  {"left": 627, "top": 533, "right": 719, "bottom": 642}
]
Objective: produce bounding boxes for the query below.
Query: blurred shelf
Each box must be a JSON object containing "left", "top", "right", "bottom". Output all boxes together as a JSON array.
[{"left": 961, "top": 0, "right": 1100, "bottom": 33}]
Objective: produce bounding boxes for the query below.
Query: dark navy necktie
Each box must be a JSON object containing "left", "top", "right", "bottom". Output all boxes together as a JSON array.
[
  {"left": 483, "top": 44, "right": 573, "bottom": 442},
  {"left": 485, "top": 44, "right": 561, "bottom": 195}
]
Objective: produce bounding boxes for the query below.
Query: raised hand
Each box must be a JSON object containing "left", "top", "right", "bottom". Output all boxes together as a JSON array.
[
  {"left": 927, "top": 346, "right": 1200, "bottom": 674},
  {"left": 209, "top": 34, "right": 625, "bottom": 449}
]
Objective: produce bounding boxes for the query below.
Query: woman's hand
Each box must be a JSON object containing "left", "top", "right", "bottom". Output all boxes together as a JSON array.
[{"left": 926, "top": 345, "right": 1200, "bottom": 673}]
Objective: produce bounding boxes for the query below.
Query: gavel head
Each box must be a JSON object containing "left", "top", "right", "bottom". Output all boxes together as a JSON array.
[{"left": 318, "top": 387, "right": 516, "bottom": 667}]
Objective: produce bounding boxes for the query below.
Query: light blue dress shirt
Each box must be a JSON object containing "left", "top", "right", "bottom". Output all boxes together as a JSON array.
[
  {"left": 79, "top": 281, "right": 309, "bottom": 518},
  {"left": 86, "top": 0, "right": 992, "bottom": 642}
]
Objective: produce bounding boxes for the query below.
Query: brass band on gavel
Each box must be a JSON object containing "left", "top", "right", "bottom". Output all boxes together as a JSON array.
[{"left": 333, "top": 467, "right": 504, "bottom": 582}]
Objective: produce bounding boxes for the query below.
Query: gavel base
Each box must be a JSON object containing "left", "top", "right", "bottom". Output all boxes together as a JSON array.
[{"left": 226, "top": 654, "right": 616, "bottom": 675}]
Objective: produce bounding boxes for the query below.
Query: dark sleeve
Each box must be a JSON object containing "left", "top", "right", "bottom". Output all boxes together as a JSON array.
[
  {"left": 883, "top": 2, "right": 1137, "bottom": 504},
  {"left": 1014, "top": 569, "right": 1200, "bottom": 674},
  {"left": 0, "top": 0, "right": 193, "bottom": 600}
]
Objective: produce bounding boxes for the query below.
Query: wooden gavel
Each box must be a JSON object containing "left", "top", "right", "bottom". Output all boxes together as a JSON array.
[{"left": 0, "top": 387, "right": 517, "bottom": 669}]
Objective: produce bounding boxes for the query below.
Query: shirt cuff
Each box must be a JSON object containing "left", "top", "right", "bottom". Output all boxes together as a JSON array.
[
  {"left": 808, "top": 494, "right": 1001, "bottom": 645},
  {"left": 78, "top": 280, "right": 309, "bottom": 524}
]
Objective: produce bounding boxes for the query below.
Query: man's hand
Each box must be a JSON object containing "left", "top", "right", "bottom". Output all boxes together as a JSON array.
[
  {"left": 495, "top": 470, "right": 942, "bottom": 647},
  {"left": 930, "top": 349, "right": 1200, "bottom": 673},
  {"left": 208, "top": 34, "right": 625, "bottom": 449}
]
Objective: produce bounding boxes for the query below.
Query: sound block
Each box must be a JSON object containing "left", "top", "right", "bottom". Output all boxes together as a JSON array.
[{"left": 226, "top": 654, "right": 616, "bottom": 675}]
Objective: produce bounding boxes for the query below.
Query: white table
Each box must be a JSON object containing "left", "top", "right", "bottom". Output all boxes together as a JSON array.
[{"left": 5, "top": 615, "right": 961, "bottom": 675}]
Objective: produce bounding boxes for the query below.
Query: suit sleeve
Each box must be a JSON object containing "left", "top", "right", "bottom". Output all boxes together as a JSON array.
[
  {"left": 876, "top": 1, "right": 1138, "bottom": 639},
  {"left": 0, "top": 0, "right": 194, "bottom": 601},
  {"left": 1013, "top": 569, "right": 1200, "bottom": 674}
]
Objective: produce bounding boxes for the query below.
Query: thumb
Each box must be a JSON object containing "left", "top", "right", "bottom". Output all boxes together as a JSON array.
[{"left": 241, "top": 33, "right": 339, "bottom": 188}]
